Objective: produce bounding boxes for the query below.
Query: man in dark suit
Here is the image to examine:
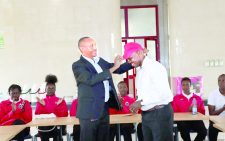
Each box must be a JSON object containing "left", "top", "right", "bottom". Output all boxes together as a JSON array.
[{"left": 72, "top": 37, "right": 132, "bottom": 141}]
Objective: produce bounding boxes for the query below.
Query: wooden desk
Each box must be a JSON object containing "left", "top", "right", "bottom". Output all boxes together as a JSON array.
[
  {"left": 2, "top": 134, "right": 15, "bottom": 141},
  {"left": 0, "top": 125, "right": 26, "bottom": 141},
  {"left": 213, "top": 123, "right": 225, "bottom": 132},
  {"left": 110, "top": 112, "right": 208, "bottom": 123},
  {"left": 27, "top": 117, "right": 79, "bottom": 127},
  {"left": 25, "top": 113, "right": 208, "bottom": 141},
  {"left": 110, "top": 113, "right": 208, "bottom": 141},
  {"left": 174, "top": 112, "right": 209, "bottom": 121},
  {"left": 27, "top": 112, "right": 208, "bottom": 127},
  {"left": 110, "top": 114, "right": 141, "bottom": 124},
  {"left": 209, "top": 116, "right": 225, "bottom": 124}
]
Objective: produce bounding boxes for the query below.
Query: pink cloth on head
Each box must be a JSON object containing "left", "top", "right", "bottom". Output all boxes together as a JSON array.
[{"left": 123, "top": 42, "right": 144, "bottom": 59}]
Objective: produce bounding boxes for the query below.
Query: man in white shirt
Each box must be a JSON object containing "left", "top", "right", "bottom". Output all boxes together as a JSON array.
[
  {"left": 208, "top": 74, "right": 225, "bottom": 141},
  {"left": 123, "top": 42, "right": 174, "bottom": 141}
]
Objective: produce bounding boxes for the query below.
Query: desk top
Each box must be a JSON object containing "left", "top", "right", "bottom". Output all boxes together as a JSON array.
[
  {"left": 0, "top": 125, "right": 25, "bottom": 134},
  {"left": 110, "top": 113, "right": 208, "bottom": 123},
  {"left": 209, "top": 116, "right": 225, "bottom": 124},
  {"left": 174, "top": 112, "right": 208, "bottom": 121},
  {"left": 27, "top": 113, "right": 208, "bottom": 127},
  {"left": 0, "top": 125, "right": 26, "bottom": 141},
  {"left": 213, "top": 123, "right": 225, "bottom": 132},
  {"left": 110, "top": 114, "right": 141, "bottom": 124},
  {"left": 27, "top": 117, "right": 79, "bottom": 127},
  {"left": 2, "top": 134, "right": 15, "bottom": 141}
]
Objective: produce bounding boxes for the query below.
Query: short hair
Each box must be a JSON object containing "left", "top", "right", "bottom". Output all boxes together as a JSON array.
[
  {"left": 45, "top": 74, "right": 58, "bottom": 86},
  {"left": 218, "top": 74, "right": 225, "bottom": 79},
  {"left": 117, "top": 81, "right": 126, "bottom": 87},
  {"left": 78, "top": 37, "right": 90, "bottom": 47},
  {"left": 181, "top": 77, "right": 191, "bottom": 84},
  {"left": 8, "top": 84, "right": 22, "bottom": 93}
]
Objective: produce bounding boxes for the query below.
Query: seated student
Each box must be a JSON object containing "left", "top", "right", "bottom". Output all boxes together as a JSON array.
[
  {"left": 109, "top": 81, "right": 135, "bottom": 141},
  {"left": 70, "top": 98, "right": 80, "bottom": 141},
  {"left": 172, "top": 77, "right": 207, "bottom": 141},
  {"left": 0, "top": 84, "right": 32, "bottom": 141},
  {"left": 35, "top": 74, "right": 68, "bottom": 141},
  {"left": 208, "top": 74, "right": 225, "bottom": 141}
]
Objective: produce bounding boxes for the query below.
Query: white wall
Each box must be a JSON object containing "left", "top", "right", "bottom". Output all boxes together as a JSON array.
[
  {"left": 0, "top": 0, "right": 122, "bottom": 99},
  {"left": 168, "top": 0, "right": 225, "bottom": 99}
]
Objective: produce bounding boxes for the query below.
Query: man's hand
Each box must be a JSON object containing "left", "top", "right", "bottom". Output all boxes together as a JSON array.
[
  {"left": 36, "top": 96, "right": 45, "bottom": 106},
  {"left": 114, "top": 55, "right": 123, "bottom": 69},
  {"left": 129, "top": 100, "right": 142, "bottom": 114},
  {"left": 56, "top": 97, "right": 64, "bottom": 106},
  {"left": 110, "top": 55, "right": 122, "bottom": 73}
]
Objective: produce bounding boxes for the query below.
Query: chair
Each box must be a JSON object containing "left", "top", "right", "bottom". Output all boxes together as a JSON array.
[{"left": 33, "top": 126, "right": 70, "bottom": 141}]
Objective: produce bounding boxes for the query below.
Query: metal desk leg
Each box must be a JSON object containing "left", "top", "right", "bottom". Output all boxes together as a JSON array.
[
  {"left": 116, "top": 124, "right": 121, "bottom": 141},
  {"left": 173, "top": 124, "right": 179, "bottom": 141},
  {"left": 57, "top": 126, "right": 63, "bottom": 141}
]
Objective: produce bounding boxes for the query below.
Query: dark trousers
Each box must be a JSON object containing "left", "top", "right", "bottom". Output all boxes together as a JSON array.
[
  {"left": 38, "top": 125, "right": 66, "bottom": 141},
  {"left": 208, "top": 121, "right": 221, "bottom": 141},
  {"left": 79, "top": 108, "right": 109, "bottom": 141},
  {"left": 177, "top": 120, "right": 207, "bottom": 141},
  {"left": 73, "top": 125, "right": 80, "bottom": 141},
  {"left": 141, "top": 103, "right": 174, "bottom": 141},
  {"left": 11, "top": 119, "right": 30, "bottom": 141},
  {"left": 109, "top": 123, "right": 134, "bottom": 141},
  {"left": 137, "top": 123, "right": 143, "bottom": 141}
]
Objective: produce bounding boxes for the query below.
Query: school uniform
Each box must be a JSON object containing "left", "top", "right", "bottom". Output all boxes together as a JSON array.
[
  {"left": 0, "top": 98, "right": 32, "bottom": 141},
  {"left": 35, "top": 94, "right": 68, "bottom": 141},
  {"left": 172, "top": 93, "right": 207, "bottom": 141}
]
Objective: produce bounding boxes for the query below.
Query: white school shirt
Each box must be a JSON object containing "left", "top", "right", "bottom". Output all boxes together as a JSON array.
[
  {"left": 182, "top": 92, "right": 194, "bottom": 101},
  {"left": 82, "top": 56, "right": 109, "bottom": 102},
  {"left": 135, "top": 56, "right": 173, "bottom": 111},
  {"left": 208, "top": 89, "right": 225, "bottom": 116}
]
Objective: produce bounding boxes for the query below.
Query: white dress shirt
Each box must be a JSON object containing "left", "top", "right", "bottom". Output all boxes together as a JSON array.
[
  {"left": 82, "top": 55, "right": 109, "bottom": 102},
  {"left": 135, "top": 56, "right": 173, "bottom": 111}
]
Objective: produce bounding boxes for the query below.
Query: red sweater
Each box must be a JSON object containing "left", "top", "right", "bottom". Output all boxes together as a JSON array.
[
  {"left": 110, "top": 95, "right": 135, "bottom": 115},
  {"left": 70, "top": 99, "right": 78, "bottom": 117},
  {"left": 0, "top": 98, "right": 32, "bottom": 126},
  {"left": 35, "top": 94, "right": 68, "bottom": 117},
  {"left": 172, "top": 93, "right": 205, "bottom": 115}
]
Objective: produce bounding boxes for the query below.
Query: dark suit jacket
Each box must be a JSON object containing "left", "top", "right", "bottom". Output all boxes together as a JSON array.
[{"left": 72, "top": 56, "right": 132, "bottom": 120}]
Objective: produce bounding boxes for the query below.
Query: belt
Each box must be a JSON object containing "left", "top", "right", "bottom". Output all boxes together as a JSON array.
[{"left": 145, "top": 105, "right": 165, "bottom": 112}]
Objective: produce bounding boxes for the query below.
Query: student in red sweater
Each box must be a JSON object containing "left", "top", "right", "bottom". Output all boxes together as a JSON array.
[
  {"left": 70, "top": 98, "right": 81, "bottom": 141},
  {"left": 172, "top": 77, "right": 207, "bottom": 141},
  {"left": 0, "top": 84, "right": 32, "bottom": 141},
  {"left": 35, "top": 74, "right": 68, "bottom": 141},
  {"left": 109, "top": 81, "right": 135, "bottom": 141}
]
